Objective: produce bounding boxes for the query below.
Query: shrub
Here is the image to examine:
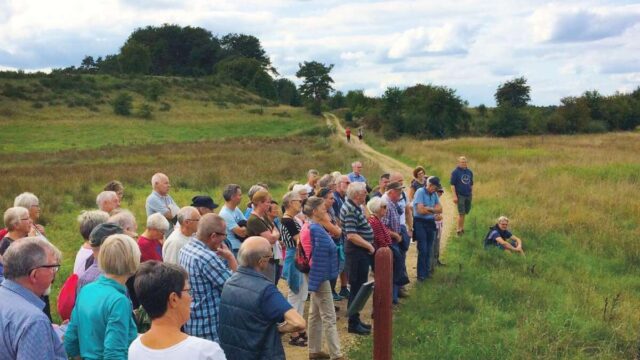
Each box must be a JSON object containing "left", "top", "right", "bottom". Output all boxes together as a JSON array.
[
  {"left": 137, "top": 103, "right": 153, "bottom": 119},
  {"left": 247, "top": 107, "right": 264, "bottom": 115},
  {"left": 112, "top": 93, "right": 133, "bottom": 116},
  {"left": 159, "top": 102, "right": 171, "bottom": 112},
  {"left": 345, "top": 111, "right": 353, "bottom": 123},
  {"left": 32, "top": 102, "right": 44, "bottom": 109}
]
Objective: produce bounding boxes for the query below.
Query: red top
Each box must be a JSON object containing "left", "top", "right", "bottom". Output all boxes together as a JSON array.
[
  {"left": 346, "top": 128, "right": 351, "bottom": 135},
  {"left": 368, "top": 215, "right": 392, "bottom": 249},
  {"left": 137, "top": 235, "right": 163, "bottom": 262}
]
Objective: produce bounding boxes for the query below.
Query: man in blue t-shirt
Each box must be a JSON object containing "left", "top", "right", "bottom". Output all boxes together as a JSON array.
[
  {"left": 485, "top": 216, "right": 525, "bottom": 255},
  {"left": 450, "top": 156, "right": 474, "bottom": 236},
  {"left": 412, "top": 176, "right": 442, "bottom": 281},
  {"left": 219, "top": 184, "right": 248, "bottom": 258}
]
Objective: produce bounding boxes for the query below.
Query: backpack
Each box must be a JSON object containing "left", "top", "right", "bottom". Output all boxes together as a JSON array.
[
  {"left": 295, "top": 223, "right": 313, "bottom": 274},
  {"left": 483, "top": 225, "right": 500, "bottom": 249},
  {"left": 57, "top": 273, "right": 79, "bottom": 321}
]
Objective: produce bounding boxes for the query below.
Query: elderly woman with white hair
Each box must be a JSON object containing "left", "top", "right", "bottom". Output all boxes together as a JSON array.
[
  {"left": 109, "top": 209, "right": 139, "bottom": 239},
  {"left": 96, "top": 190, "right": 120, "bottom": 215},
  {"left": 65, "top": 234, "right": 140, "bottom": 359},
  {"left": 14, "top": 192, "right": 47, "bottom": 240},
  {"left": 1, "top": 207, "right": 33, "bottom": 282},
  {"left": 73, "top": 210, "right": 109, "bottom": 276},
  {"left": 138, "top": 213, "right": 170, "bottom": 262}
]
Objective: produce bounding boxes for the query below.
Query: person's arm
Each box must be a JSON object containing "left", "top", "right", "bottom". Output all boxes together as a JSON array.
[
  {"left": 511, "top": 235, "right": 523, "bottom": 249},
  {"left": 216, "top": 243, "right": 238, "bottom": 271},
  {"left": 19, "top": 320, "right": 65, "bottom": 360},
  {"left": 495, "top": 236, "right": 518, "bottom": 251},
  {"left": 63, "top": 309, "right": 81, "bottom": 357},
  {"left": 319, "top": 213, "right": 342, "bottom": 238},
  {"left": 415, "top": 203, "right": 440, "bottom": 215},
  {"left": 103, "top": 297, "right": 135, "bottom": 360},
  {"left": 347, "top": 233, "right": 374, "bottom": 254},
  {"left": 232, "top": 226, "right": 247, "bottom": 238},
  {"left": 389, "top": 230, "right": 402, "bottom": 243},
  {"left": 407, "top": 186, "right": 416, "bottom": 202},
  {"left": 279, "top": 309, "right": 306, "bottom": 333}
]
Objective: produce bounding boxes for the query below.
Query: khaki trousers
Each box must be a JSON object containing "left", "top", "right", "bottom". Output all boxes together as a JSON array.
[{"left": 308, "top": 279, "right": 342, "bottom": 358}]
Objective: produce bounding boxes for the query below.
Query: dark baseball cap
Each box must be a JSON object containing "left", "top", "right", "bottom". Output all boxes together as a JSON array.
[
  {"left": 191, "top": 195, "right": 218, "bottom": 210},
  {"left": 89, "top": 223, "right": 123, "bottom": 247},
  {"left": 427, "top": 176, "right": 442, "bottom": 188},
  {"left": 386, "top": 181, "right": 405, "bottom": 192}
]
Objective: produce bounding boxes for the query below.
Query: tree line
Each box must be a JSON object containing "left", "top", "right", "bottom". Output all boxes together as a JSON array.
[{"left": 325, "top": 77, "right": 640, "bottom": 139}]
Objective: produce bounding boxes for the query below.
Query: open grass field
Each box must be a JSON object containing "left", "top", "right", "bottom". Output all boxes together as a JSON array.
[{"left": 348, "top": 131, "right": 640, "bottom": 359}]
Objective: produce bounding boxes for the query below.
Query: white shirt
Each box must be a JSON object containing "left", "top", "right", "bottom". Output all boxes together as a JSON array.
[
  {"left": 73, "top": 246, "right": 93, "bottom": 277},
  {"left": 163, "top": 231, "right": 193, "bottom": 265},
  {"left": 128, "top": 335, "right": 226, "bottom": 360}
]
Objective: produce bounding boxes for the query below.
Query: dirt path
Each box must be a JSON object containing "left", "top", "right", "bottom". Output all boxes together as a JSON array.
[{"left": 282, "top": 114, "right": 455, "bottom": 359}]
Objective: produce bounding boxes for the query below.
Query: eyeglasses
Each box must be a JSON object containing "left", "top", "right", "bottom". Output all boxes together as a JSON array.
[
  {"left": 381, "top": 205, "right": 387, "bottom": 209},
  {"left": 262, "top": 254, "right": 276, "bottom": 264},
  {"left": 29, "top": 264, "right": 61, "bottom": 274},
  {"left": 182, "top": 287, "right": 191, "bottom": 292},
  {"left": 20, "top": 217, "right": 31, "bottom": 222},
  {"left": 186, "top": 218, "right": 200, "bottom": 222},
  {"left": 214, "top": 232, "right": 227, "bottom": 237}
]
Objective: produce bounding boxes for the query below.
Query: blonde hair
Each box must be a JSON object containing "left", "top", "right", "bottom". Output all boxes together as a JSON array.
[
  {"left": 497, "top": 216, "right": 509, "bottom": 224},
  {"left": 98, "top": 234, "right": 140, "bottom": 276}
]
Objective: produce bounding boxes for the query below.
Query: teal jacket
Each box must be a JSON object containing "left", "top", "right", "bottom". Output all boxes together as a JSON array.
[{"left": 64, "top": 275, "right": 137, "bottom": 359}]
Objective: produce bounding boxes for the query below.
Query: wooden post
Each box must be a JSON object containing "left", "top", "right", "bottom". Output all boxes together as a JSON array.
[{"left": 373, "top": 246, "right": 393, "bottom": 360}]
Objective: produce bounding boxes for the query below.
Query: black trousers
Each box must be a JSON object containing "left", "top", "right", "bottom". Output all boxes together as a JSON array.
[{"left": 346, "top": 248, "right": 371, "bottom": 326}]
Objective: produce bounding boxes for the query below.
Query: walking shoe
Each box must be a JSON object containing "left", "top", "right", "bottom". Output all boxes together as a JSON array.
[
  {"left": 338, "top": 287, "right": 350, "bottom": 298},
  {"left": 332, "top": 292, "right": 343, "bottom": 301},
  {"left": 348, "top": 323, "right": 371, "bottom": 335},
  {"left": 360, "top": 321, "right": 372, "bottom": 330},
  {"left": 398, "top": 287, "right": 410, "bottom": 298},
  {"left": 309, "top": 351, "right": 331, "bottom": 359}
]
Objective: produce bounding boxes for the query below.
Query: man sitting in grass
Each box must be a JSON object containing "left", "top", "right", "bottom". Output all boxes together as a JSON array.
[{"left": 484, "top": 216, "right": 525, "bottom": 255}]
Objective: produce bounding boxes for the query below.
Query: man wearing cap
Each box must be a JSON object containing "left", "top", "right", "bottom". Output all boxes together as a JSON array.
[
  {"left": 450, "top": 156, "right": 473, "bottom": 235},
  {"left": 412, "top": 176, "right": 442, "bottom": 281},
  {"left": 192, "top": 195, "right": 218, "bottom": 215},
  {"left": 381, "top": 181, "right": 410, "bottom": 303},
  {"left": 145, "top": 173, "right": 180, "bottom": 236},
  {"left": 219, "top": 184, "right": 248, "bottom": 258},
  {"left": 162, "top": 206, "right": 201, "bottom": 265},
  {"left": 78, "top": 223, "right": 123, "bottom": 291}
]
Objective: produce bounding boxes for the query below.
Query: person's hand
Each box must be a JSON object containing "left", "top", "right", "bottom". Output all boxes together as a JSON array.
[
  {"left": 216, "top": 243, "right": 234, "bottom": 260},
  {"left": 366, "top": 243, "right": 375, "bottom": 254},
  {"left": 453, "top": 197, "right": 458, "bottom": 204},
  {"left": 35, "top": 224, "right": 46, "bottom": 235},
  {"left": 435, "top": 214, "right": 443, "bottom": 221},
  {"left": 28, "top": 227, "right": 37, "bottom": 237}
]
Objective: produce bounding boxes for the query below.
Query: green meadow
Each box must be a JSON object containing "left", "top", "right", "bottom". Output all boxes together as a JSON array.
[{"left": 349, "top": 132, "right": 640, "bottom": 359}]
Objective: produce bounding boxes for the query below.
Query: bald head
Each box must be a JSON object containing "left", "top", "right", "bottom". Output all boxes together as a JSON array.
[
  {"left": 389, "top": 172, "right": 404, "bottom": 184},
  {"left": 238, "top": 236, "right": 272, "bottom": 269}
]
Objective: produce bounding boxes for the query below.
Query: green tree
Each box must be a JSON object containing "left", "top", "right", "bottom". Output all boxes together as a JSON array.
[
  {"left": 214, "top": 57, "right": 277, "bottom": 100},
  {"left": 329, "top": 91, "right": 346, "bottom": 109},
  {"left": 495, "top": 76, "right": 531, "bottom": 108},
  {"left": 80, "top": 56, "right": 97, "bottom": 73},
  {"left": 220, "top": 33, "right": 276, "bottom": 75},
  {"left": 401, "top": 84, "right": 469, "bottom": 138},
  {"left": 275, "top": 78, "right": 302, "bottom": 106},
  {"left": 119, "top": 41, "right": 151, "bottom": 74},
  {"left": 488, "top": 104, "right": 529, "bottom": 136},
  {"left": 296, "top": 61, "right": 334, "bottom": 115},
  {"left": 112, "top": 93, "right": 133, "bottom": 116},
  {"left": 380, "top": 86, "right": 404, "bottom": 136},
  {"left": 345, "top": 90, "right": 369, "bottom": 110},
  {"left": 477, "top": 104, "right": 487, "bottom": 117}
]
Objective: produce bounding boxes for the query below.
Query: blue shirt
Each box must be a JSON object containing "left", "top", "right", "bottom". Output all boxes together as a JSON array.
[
  {"left": 145, "top": 190, "right": 178, "bottom": 234},
  {"left": 486, "top": 228, "right": 513, "bottom": 247},
  {"left": 64, "top": 275, "right": 137, "bottom": 360},
  {"left": 412, "top": 187, "right": 440, "bottom": 221},
  {"left": 219, "top": 205, "right": 246, "bottom": 250},
  {"left": 450, "top": 167, "right": 474, "bottom": 196},
  {"left": 347, "top": 172, "right": 367, "bottom": 183},
  {"left": 0, "top": 280, "right": 66, "bottom": 360},
  {"left": 179, "top": 239, "right": 232, "bottom": 342},
  {"left": 260, "top": 283, "right": 293, "bottom": 322}
]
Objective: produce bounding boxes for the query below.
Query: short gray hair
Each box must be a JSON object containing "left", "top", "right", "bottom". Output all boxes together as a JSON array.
[
  {"left": 196, "top": 213, "right": 226, "bottom": 242},
  {"left": 247, "top": 185, "right": 265, "bottom": 201},
  {"left": 222, "top": 184, "right": 241, "bottom": 202},
  {"left": 3, "top": 207, "right": 29, "bottom": 230},
  {"left": 77, "top": 210, "right": 110, "bottom": 240},
  {"left": 282, "top": 191, "right": 300, "bottom": 210},
  {"left": 108, "top": 210, "right": 137, "bottom": 232},
  {"left": 318, "top": 174, "right": 334, "bottom": 188},
  {"left": 237, "top": 237, "right": 271, "bottom": 268},
  {"left": 151, "top": 172, "right": 167, "bottom": 187},
  {"left": 177, "top": 206, "right": 198, "bottom": 225},
  {"left": 98, "top": 234, "right": 140, "bottom": 276},
  {"left": 14, "top": 192, "right": 39, "bottom": 209},
  {"left": 147, "top": 213, "right": 170, "bottom": 232},
  {"left": 302, "top": 196, "right": 324, "bottom": 217},
  {"left": 330, "top": 171, "right": 342, "bottom": 182},
  {"left": 307, "top": 169, "right": 319, "bottom": 177},
  {"left": 96, "top": 191, "right": 117, "bottom": 208},
  {"left": 346, "top": 182, "right": 367, "bottom": 199},
  {"left": 291, "top": 184, "right": 307, "bottom": 195},
  {"left": 3, "top": 237, "right": 61, "bottom": 279},
  {"left": 367, "top": 196, "right": 387, "bottom": 214}
]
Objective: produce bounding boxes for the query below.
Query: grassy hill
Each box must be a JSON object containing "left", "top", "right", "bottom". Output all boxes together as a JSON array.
[
  {"left": 0, "top": 74, "right": 385, "bottom": 325},
  {"left": 349, "top": 132, "right": 640, "bottom": 359}
]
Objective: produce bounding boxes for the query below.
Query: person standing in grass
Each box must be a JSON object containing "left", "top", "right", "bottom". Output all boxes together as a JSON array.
[
  {"left": 146, "top": 173, "right": 180, "bottom": 236},
  {"left": 1, "top": 207, "right": 32, "bottom": 283},
  {"left": 163, "top": 207, "right": 201, "bottom": 265},
  {"left": 219, "top": 185, "right": 248, "bottom": 258},
  {"left": 246, "top": 190, "right": 280, "bottom": 282},
  {"left": 96, "top": 191, "right": 120, "bottom": 215},
  {"left": 450, "top": 156, "right": 473, "bottom": 236},
  {"left": 74, "top": 210, "right": 109, "bottom": 277},
  {"left": 485, "top": 216, "right": 525, "bottom": 255},
  {"left": 304, "top": 169, "right": 320, "bottom": 196},
  {"left": 14, "top": 192, "right": 48, "bottom": 241},
  {"left": 412, "top": 176, "right": 442, "bottom": 281},
  {"left": 408, "top": 166, "right": 427, "bottom": 202},
  {"left": 138, "top": 213, "right": 170, "bottom": 262}
]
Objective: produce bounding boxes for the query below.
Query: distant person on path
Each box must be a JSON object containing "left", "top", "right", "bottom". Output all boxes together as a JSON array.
[
  {"left": 96, "top": 191, "right": 120, "bottom": 215},
  {"left": 219, "top": 184, "right": 248, "bottom": 258},
  {"left": 346, "top": 127, "right": 351, "bottom": 142},
  {"left": 138, "top": 213, "right": 170, "bottom": 262},
  {"left": 357, "top": 127, "right": 363, "bottom": 141},
  {"left": 347, "top": 161, "right": 367, "bottom": 184},
  {"left": 219, "top": 237, "right": 306, "bottom": 359},
  {"left": 146, "top": 173, "right": 180, "bottom": 236},
  {"left": 412, "top": 176, "right": 442, "bottom": 281},
  {"left": 163, "top": 206, "right": 201, "bottom": 265},
  {"left": 129, "top": 261, "right": 226, "bottom": 360},
  {"left": 0, "top": 237, "right": 66, "bottom": 360},
  {"left": 179, "top": 213, "right": 237, "bottom": 342},
  {"left": 450, "top": 156, "right": 474, "bottom": 235},
  {"left": 339, "top": 182, "right": 374, "bottom": 335},
  {"left": 484, "top": 216, "right": 525, "bottom": 255}
]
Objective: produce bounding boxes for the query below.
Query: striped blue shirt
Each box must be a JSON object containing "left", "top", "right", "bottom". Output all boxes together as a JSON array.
[{"left": 179, "top": 239, "right": 231, "bottom": 342}]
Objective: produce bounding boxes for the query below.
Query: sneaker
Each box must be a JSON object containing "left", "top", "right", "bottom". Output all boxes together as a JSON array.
[
  {"left": 348, "top": 323, "right": 371, "bottom": 335},
  {"left": 398, "top": 287, "right": 410, "bottom": 298},
  {"left": 360, "top": 321, "right": 372, "bottom": 330},
  {"left": 332, "top": 292, "right": 343, "bottom": 301},
  {"left": 309, "top": 351, "right": 331, "bottom": 359},
  {"left": 338, "top": 287, "right": 350, "bottom": 298}
]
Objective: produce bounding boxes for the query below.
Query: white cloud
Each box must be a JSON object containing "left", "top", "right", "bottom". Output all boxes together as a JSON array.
[{"left": 387, "top": 23, "right": 477, "bottom": 59}]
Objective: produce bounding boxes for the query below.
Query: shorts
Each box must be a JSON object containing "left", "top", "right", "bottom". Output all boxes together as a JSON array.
[{"left": 457, "top": 194, "right": 472, "bottom": 215}]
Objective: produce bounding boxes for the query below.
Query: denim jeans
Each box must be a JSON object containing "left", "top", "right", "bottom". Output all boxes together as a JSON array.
[
  {"left": 346, "top": 248, "right": 371, "bottom": 326},
  {"left": 414, "top": 219, "right": 436, "bottom": 280}
]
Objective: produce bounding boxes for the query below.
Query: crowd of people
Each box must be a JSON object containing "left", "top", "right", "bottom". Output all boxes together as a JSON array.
[{"left": 0, "top": 156, "right": 525, "bottom": 359}]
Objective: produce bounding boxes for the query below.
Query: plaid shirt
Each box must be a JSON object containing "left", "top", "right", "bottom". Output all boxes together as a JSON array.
[
  {"left": 179, "top": 239, "right": 231, "bottom": 342},
  {"left": 381, "top": 194, "right": 401, "bottom": 233}
]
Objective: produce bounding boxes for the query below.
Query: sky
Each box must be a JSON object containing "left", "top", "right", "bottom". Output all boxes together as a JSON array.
[{"left": 1, "top": 0, "right": 639, "bottom": 105}]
